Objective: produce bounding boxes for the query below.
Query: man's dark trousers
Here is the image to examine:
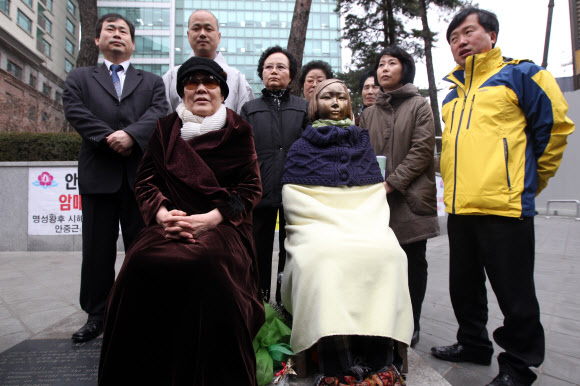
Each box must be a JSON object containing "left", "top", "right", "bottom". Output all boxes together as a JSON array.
[
  {"left": 80, "top": 174, "right": 144, "bottom": 321},
  {"left": 448, "top": 214, "right": 544, "bottom": 384}
]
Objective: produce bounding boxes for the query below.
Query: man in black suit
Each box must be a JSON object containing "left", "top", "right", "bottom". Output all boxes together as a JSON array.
[{"left": 62, "top": 13, "right": 168, "bottom": 343}]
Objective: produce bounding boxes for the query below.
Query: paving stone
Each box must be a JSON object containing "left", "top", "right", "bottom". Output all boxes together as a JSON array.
[
  {"left": 0, "top": 317, "right": 28, "bottom": 336},
  {"left": 406, "top": 349, "right": 451, "bottom": 385},
  {"left": 542, "top": 349, "right": 580, "bottom": 384},
  {"left": 415, "top": 351, "right": 456, "bottom": 377},
  {"left": 537, "top": 373, "right": 577, "bottom": 385},
  {"left": 0, "top": 217, "right": 578, "bottom": 384},
  {"left": 549, "top": 315, "right": 580, "bottom": 337},
  {"left": 0, "top": 305, "right": 13, "bottom": 320},
  {"left": 552, "top": 303, "right": 580, "bottom": 322},
  {"left": 32, "top": 310, "right": 86, "bottom": 340},
  {"left": 19, "top": 306, "right": 79, "bottom": 334},
  {"left": 443, "top": 364, "right": 495, "bottom": 386},
  {"left": 0, "top": 288, "right": 56, "bottom": 305},
  {"left": 546, "top": 331, "right": 580, "bottom": 359},
  {"left": 9, "top": 298, "right": 71, "bottom": 317},
  {"left": 0, "top": 331, "right": 31, "bottom": 354}
]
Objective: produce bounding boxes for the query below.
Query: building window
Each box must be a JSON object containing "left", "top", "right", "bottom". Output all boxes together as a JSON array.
[
  {"left": 42, "top": 83, "right": 52, "bottom": 97},
  {"left": 133, "top": 63, "right": 169, "bottom": 77},
  {"left": 98, "top": 7, "right": 171, "bottom": 30},
  {"left": 66, "top": 0, "right": 75, "bottom": 15},
  {"left": 66, "top": 18, "right": 75, "bottom": 35},
  {"left": 133, "top": 36, "right": 170, "bottom": 58},
  {"left": 17, "top": 9, "right": 33, "bottom": 34},
  {"left": 0, "top": 0, "right": 9, "bottom": 15},
  {"left": 39, "top": 0, "right": 52, "bottom": 12},
  {"left": 23, "top": 0, "right": 32, "bottom": 7},
  {"left": 55, "top": 91, "right": 62, "bottom": 103},
  {"left": 41, "top": 111, "right": 49, "bottom": 122},
  {"left": 65, "top": 59, "right": 73, "bottom": 73},
  {"left": 7, "top": 60, "right": 23, "bottom": 79},
  {"left": 28, "top": 106, "right": 37, "bottom": 121},
  {"left": 38, "top": 14, "right": 52, "bottom": 35},
  {"left": 37, "top": 34, "right": 51, "bottom": 57},
  {"left": 65, "top": 38, "right": 74, "bottom": 55},
  {"left": 46, "top": 17, "right": 52, "bottom": 35},
  {"left": 30, "top": 74, "right": 37, "bottom": 88}
]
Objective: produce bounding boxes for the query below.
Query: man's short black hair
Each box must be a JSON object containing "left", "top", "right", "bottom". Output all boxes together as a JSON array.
[
  {"left": 257, "top": 46, "right": 298, "bottom": 81},
  {"left": 299, "top": 60, "right": 334, "bottom": 90},
  {"left": 96, "top": 13, "right": 136, "bottom": 42},
  {"left": 446, "top": 7, "right": 499, "bottom": 47},
  {"left": 374, "top": 45, "right": 416, "bottom": 86},
  {"left": 359, "top": 69, "right": 379, "bottom": 93}
]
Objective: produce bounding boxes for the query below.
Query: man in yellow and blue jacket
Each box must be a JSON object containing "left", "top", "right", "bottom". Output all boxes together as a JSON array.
[{"left": 430, "top": 7, "right": 574, "bottom": 386}]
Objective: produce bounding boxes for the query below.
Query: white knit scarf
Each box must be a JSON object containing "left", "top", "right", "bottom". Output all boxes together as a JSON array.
[{"left": 176, "top": 103, "right": 227, "bottom": 141}]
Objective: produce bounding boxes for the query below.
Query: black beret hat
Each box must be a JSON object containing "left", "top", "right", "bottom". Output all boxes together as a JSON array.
[{"left": 176, "top": 56, "right": 229, "bottom": 100}]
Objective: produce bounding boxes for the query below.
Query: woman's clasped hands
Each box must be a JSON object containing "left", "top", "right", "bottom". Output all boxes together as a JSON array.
[{"left": 155, "top": 206, "right": 224, "bottom": 242}]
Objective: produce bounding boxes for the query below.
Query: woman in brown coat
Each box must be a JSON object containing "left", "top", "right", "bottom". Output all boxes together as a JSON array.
[{"left": 359, "top": 45, "right": 439, "bottom": 347}]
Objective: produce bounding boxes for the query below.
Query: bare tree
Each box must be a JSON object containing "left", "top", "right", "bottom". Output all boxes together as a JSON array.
[
  {"left": 0, "top": 94, "right": 63, "bottom": 133},
  {"left": 417, "top": 0, "right": 464, "bottom": 153},
  {"left": 418, "top": 0, "right": 441, "bottom": 152},
  {"left": 0, "top": 95, "right": 26, "bottom": 132},
  {"left": 287, "top": 0, "right": 313, "bottom": 95},
  {"left": 76, "top": 0, "right": 99, "bottom": 68}
]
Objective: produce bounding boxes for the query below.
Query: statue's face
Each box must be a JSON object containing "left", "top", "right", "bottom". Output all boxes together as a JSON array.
[{"left": 316, "top": 82, "right": 349, "bottom": 121}]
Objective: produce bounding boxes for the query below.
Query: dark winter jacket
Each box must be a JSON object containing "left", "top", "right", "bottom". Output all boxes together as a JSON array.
[{"left": 241, "top": 89, "right": 309, "bottom": 208}]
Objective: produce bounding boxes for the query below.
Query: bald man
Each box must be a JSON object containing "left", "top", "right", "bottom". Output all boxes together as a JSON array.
[{"left": 162, "top": 9, "right": 253, "bottom": 114}]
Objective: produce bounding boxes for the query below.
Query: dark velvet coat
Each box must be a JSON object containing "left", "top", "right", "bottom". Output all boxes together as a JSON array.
[{"left": 98, "top": 109, "right": 264, "bottom": 385}]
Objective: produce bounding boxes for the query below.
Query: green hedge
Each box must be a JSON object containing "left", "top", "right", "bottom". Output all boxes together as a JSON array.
[{"left": 0, "top": 132, "right": 81, "bottom": 161}]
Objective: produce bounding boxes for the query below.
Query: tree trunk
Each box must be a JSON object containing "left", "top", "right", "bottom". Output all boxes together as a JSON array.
[
  {"left": 382, "top": 5, "right": 389, "bottom": 47},
  {"left": 287, "top": 0, "right": 313, "bottom": 95},
  {"left": 76, "top": 0, "right": 99, "bottom": 68},
  {"left": 386, "top": 0, "right": 396, "bottom": 45},
  {"left": 419, "top": 0, "right": 442, "bottom": 153}
]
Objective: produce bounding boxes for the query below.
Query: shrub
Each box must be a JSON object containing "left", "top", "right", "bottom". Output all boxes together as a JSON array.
[{"left": 0, "top": 132, "right": 81, "bottom": 161}]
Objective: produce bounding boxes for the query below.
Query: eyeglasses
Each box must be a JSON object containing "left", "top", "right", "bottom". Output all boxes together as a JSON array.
[
  {"left": 263, "top": 64, "right": 288, "bottom": 72},
  {"left": 183, "top": 75, "right": 220, "bottom": 91}
]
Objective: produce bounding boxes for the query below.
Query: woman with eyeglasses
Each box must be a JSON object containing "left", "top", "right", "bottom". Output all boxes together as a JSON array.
[
  {"left": 98, "top": 57, "right": 265, "bottom": 385},
  {"left": 241, "top": 46, "right": 309, "bottom": 305}
]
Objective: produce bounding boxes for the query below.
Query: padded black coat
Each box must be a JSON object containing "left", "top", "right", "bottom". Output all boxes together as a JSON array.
[{"left": 241, "top": 89, "right": 309, "bottom": 208}]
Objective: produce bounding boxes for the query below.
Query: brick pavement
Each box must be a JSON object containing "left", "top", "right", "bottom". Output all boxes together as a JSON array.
[{"left": 1, "top": 216, "right": 578, "bottom": 385}]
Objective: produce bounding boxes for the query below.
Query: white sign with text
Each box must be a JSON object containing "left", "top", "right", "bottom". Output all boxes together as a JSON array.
[{"left": 28, "top": 167, "right": 82, "bottom": 235}]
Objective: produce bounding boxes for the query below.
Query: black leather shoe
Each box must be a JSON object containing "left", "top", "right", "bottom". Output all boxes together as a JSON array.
[
  {"left": 486, "top": 372, "right": 527, "bottom": 386},
  {"left": 71, "top": 320, "right": 103, "bottom": 343},
  {"left": 411, "top": 330, "right": 420, "bottom": 347},
  {"left": 430, "top": 343, "right": 491, "bottom": 365}
]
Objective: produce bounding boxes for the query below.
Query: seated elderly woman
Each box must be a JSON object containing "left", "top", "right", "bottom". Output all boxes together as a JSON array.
[
  {"left": 98, "top": 57, "right": 264, "bottom": 385},
  {"left": 280, "top": 79, "right": 413, "bottom": 385}
]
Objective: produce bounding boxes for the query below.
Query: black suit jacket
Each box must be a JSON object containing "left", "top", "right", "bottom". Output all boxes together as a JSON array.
[{"left": 63, "top": 63, "right": 168, "bottom": 194}]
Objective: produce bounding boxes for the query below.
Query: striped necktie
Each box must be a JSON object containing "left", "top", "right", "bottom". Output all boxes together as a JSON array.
[{"left": 110, "top": 64, "right": 123, "bottom": 100}]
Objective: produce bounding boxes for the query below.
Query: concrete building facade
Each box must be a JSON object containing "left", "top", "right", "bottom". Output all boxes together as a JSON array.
[{"left": 0, "top": 0, "right": 80, "bottom": 132}]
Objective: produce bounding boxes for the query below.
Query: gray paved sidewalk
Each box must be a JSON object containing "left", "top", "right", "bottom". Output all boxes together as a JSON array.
[{"left": 1, "top": 216, "right": 579, "bottom": 385}]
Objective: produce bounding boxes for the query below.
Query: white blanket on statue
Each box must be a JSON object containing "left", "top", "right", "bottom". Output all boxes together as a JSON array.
[{"left": 280, "top": 183, "right": 413, "bottom": 353}]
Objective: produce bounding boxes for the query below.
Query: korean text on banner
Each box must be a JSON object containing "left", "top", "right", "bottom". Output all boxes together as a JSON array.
[{"left": 28, "top": 167, "right": 82, "bottom": 235}]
